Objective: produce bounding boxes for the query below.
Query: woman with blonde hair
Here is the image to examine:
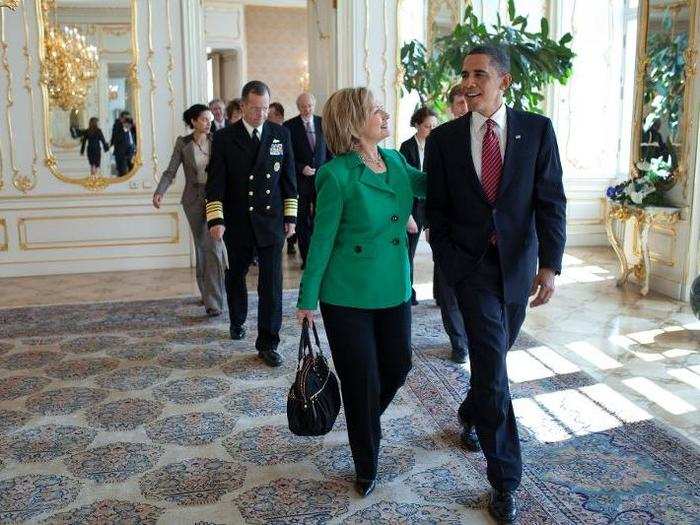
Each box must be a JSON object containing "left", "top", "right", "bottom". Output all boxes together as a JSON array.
[{"left": 297, "top": 87, "right": 425, "bottom": 496}]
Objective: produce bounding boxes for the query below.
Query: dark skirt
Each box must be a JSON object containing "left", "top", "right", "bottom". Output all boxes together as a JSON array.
[{"left": 87, "top": 145, "right": 102, "bottom": 167}]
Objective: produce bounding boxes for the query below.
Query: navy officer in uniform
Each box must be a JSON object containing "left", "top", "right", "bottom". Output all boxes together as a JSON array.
[{"left": 206, "top": 80, "right": 298, "bottom": 367}]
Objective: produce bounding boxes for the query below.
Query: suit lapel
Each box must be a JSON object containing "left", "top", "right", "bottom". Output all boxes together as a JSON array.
[
  {"left": 230, "top": 120, "right": 250, "bottom": 152},
  {"left": 456, "top": 113, "right": 490, "bottom": 205},
  {"left": 357, "top": 150, "right": 395, "bottom": 195},
  {"left": 497, "top": 107, "right": 521, "bottom": 200},
  {"left": 408, "top": 137, "right": 420, "bottom": 168}
]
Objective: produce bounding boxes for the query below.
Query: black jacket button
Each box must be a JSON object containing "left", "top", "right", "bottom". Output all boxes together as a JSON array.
[
  {"left": 391, "top": 215, "right": 399, "bottom": 222},
  {"left": 392, "top": 238, "right": 400, "bottom": 245},
  {"left": 354, "top": 245, "right": 362, "bottom": 253}
]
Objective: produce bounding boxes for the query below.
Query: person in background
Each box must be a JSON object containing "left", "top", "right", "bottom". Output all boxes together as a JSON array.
[
  {"left": 297, "top": 87, "right": 425, "bottom": 498},
  {"left": 80, "top": 117, "right": 109, "bottom": 175},
  {"left": 206, "top": 81, "right": 297, "bottom": 367},
  {"left": 209, "top": 98, "right": 229, "bottom": 133},
  {"left": 153, "top": 104, "right": 226, "bottom": 317},
  {"left": 284, "top": 92, "right": 331, "bottom": 269},
  {"left": 448, "top": 83, "right": 469, "bottom": 119},
  {"left": 226, "top": 98, "right": 243, "bottom": 124},
  {"left": 110, "top": 111, "right": 137, "bottom": 176},
  {"left": 268, "top": 102, "right": 285, "bottom": 125},
  {"left": 399, "top": 106, "right": 437, "bottom": 305}
]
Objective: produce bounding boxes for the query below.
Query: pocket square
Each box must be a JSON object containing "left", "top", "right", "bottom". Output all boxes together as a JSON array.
[{"left": 272, "top": 138, "right": 281, "bottom": 143}]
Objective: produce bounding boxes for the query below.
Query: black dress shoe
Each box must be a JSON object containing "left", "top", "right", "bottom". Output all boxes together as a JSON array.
[
  {"left": 206, "top": 308, "right": 222, "bottom": 317},
  {"left": 450, "top": 350, "right": 467, "bottom": 364},
  {"left": 354, "top": 478, "right": 376, "bottom": 497},
  {"left": 230, "top": 325, "right": 246, "bottom": 340},
  {"left": 488, "top": 490, "right": 518, "bottom": 523},
  {"left": 258, "top": 347, "right": 283, "bottom": 367},
  {"left": 460, "top": 424, "right": 481, "bottom": 452}
]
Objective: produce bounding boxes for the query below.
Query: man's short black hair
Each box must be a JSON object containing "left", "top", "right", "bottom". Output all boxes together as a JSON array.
[
  {"left": 467, "top": 45, "right": 510, "bottom": 74},
  {"left": 242, "top": 80, "right": 270, "bottom": 100},
  {"left": 119, "top": 110, "right": 131, "bottom": 118}
]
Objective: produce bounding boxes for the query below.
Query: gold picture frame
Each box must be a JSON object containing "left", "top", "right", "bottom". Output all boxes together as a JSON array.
[
  {"left": 35, "top": 0, "right": 142, "bottom": 191},
  {"left": 629, "top": 0, "right": 698, "bottom": 190}
]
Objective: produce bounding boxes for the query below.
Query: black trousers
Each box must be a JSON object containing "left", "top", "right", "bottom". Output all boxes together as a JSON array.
[
  {"left": 320, "top": 300, "right": 412, "bottom": 481},
  {"left": 115, "top": 153, "right": 133, "bottom": 176},
  {"left": 407, "top": 231, "right": 420, "bottom": 303},
  {"left": 453, "top": 245, "right": 526, "bottom": 492},
  {"left": 225, "top": 239, "right": 283, "bottom": 350},
  {"left": 434, "top": 263, "right": 469, "bottom": 355},
  {"left": 296, "top": 192, "right": 314, "bottom": 265}
]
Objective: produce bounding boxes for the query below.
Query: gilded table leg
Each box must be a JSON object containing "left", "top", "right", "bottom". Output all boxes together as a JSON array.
[
  {"left": 605, "top": 211, "right": 629, "bottom": 287},
  {"left": 638, "top": 216, "right": 652, "bottom": 295}
]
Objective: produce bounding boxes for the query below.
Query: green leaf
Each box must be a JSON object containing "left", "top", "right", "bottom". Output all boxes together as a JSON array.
[
  {"left": 540, "top": 17, "right": 549, "bottom": 37},
  {"left": 508, "top": 0, "right": 516, "bottom": 21}
]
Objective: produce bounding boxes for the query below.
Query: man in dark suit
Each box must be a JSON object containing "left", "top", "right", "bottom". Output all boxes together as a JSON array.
[
  {"left": 206, "top": 80, "right": 298, "bottom": 367},
  {"left": 110, "top": 111, "right": 137, "bottom": 176},
  {"left": 209, "top": 99, "right": 229, "bottom": 133},
  {"left": 284, "top": 93, "right": 331, "bottom": 268},
  {"left": 425, "top": 45, "right": 566, "bottom": 523}
]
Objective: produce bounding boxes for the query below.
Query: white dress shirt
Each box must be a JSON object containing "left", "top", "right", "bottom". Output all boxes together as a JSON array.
[
  {"left": 415, "top": 136, "right": 426, "bottom": 171},
  {"left": 470, "top": 103, "right": 507, "bottom": 182},
  {"left": 242, "top": 119, "right": 264, "bottom": 140},
  {"left": 213, "top": 119, "right": 226, "bottom": 131}
]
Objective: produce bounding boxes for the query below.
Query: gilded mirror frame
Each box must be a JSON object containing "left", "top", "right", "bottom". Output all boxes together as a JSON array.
[
  {"left": 35, "top": 0, "right": 142, "bottom": 191},
  {"left": 630, "top": 0, "right": 698, "bottom": 189}
]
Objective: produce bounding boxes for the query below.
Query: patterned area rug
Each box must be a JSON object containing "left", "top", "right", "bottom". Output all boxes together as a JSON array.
[{"left": 0, "top": 294, "right": 698, "bottom": 524}]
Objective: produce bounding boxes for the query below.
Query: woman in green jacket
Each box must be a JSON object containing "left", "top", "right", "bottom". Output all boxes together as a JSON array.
[{"left": 297, "top": 87, "right": 425, "bottom": 497}]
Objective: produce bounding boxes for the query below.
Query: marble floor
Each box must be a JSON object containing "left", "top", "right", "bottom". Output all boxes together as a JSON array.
[{"left": 1, "top": 244, "right": 699, "bottom": 448}]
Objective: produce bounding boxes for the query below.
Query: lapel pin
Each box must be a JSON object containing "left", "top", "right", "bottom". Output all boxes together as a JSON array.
[{"left": 515, "top": 135, "right": 521, "bottom": 140}]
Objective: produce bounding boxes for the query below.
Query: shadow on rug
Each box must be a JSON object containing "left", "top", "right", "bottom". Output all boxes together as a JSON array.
[{"left": 0, "top": 293, "right": 698, "bottom": 524}]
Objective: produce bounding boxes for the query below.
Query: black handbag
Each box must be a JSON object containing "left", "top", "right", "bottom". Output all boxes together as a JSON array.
[{"left": 287, "top": 319, "right": 341, "bottom": 436}]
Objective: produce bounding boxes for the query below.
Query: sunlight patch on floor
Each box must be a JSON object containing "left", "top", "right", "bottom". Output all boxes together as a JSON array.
[
  {"left": 566, "top": 341, "right": 624, "bottom": 370},
  {"left": 622, "top": 377, "right": 696, "bottom": 415}
]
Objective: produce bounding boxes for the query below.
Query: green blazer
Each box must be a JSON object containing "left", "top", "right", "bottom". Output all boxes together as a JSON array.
[{"left": 297, "top": 147, "right": 426, "bottom": 310}]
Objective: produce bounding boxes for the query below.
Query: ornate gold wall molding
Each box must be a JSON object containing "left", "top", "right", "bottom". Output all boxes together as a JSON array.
[
  {"left": 0, "top": 217, "right": 7, "bottom": 251},
  {"left": 393, "top": 0, "right": 405, "bottom": 147},
  {"left": 0, "top": 10, "right": 20, "bottom": 191},
  {"left": 16, "top": 0, "right": 38, "bottom": 193},
  {"left": 364, "top": 0, "right": 370, "bottom": 85},
  {"left": 0, "top": 1, "right": 21, "bottom": 10},
  {"left": 17, "top": 211, "right": 179, "bottom": 250},
  {"left": 381, "top": 0, "right": 388, "bottom": 105},
  {"left": 165, "top": 0, "right": 175, "bottom": 144},
  {"left": 146, "top": 0, "right": 158, "bottom": 181}
]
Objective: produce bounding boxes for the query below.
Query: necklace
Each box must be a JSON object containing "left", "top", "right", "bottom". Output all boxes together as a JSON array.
[{"left": 357, "top": 149, "right": 384, "bottom": 170}]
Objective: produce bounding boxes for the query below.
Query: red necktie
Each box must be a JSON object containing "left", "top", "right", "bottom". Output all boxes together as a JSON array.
[{"left": 481, "top": 119, "right": 502, "bottom": 203}]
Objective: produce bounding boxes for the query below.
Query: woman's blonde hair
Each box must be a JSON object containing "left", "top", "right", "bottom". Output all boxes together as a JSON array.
[{"left": 322, "top": 87, "right": 374, "bottom": 156}]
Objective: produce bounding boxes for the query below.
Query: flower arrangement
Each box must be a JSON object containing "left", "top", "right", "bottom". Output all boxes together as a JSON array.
[{"left": 606, "top": 156, "right": 672, "bottom": 207}]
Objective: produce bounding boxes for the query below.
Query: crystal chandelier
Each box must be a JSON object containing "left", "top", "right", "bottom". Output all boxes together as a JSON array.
[{"left": 41, "top": 0, "right": 99, "bottom": 111}]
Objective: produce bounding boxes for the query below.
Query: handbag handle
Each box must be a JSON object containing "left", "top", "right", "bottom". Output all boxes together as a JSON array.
[{"left": 298, "top": 318, "right": 323, "bottom": 362}]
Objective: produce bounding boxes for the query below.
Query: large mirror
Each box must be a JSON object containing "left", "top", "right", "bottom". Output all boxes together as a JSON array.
[
  {"left": 631, "top": 0, "right": 696, "bottom": 188},
  {"left": 37, "top": 0, "right": 141, "bottom": 190}
]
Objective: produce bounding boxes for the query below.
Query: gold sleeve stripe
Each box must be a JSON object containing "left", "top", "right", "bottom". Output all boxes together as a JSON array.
[
  {"left": 283, "top": 198, "right": 298, "bottom": 216},
  {"left": 206, "top": 209, "right": 224, "bottom": 222},
  {"left": 206, "top": 201, "right": 224, "bottom": 222}
]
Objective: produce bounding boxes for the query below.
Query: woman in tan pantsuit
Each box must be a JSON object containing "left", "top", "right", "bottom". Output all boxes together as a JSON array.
[{"left": 153, "top": 104, "right": 226, "bottom": 316}]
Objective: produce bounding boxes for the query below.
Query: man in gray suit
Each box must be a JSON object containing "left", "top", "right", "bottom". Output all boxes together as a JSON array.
[{"left": 153, "top": 104, "right": 227, "bottom": 316}]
